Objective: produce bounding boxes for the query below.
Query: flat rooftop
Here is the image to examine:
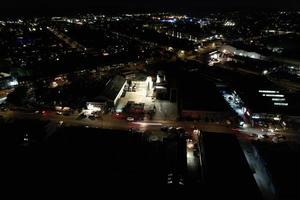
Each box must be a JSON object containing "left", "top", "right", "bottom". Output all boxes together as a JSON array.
[
  {"left": 179, "top": 73, "right": 229, "bottom": 112},
  {"left": 212, "top": 67, "right": 299, "bottom": 115}
]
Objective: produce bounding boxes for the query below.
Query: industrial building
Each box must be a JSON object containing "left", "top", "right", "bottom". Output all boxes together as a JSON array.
[
  {"left": 179, "top": 73, "right": 233, "bottom": 122},
  {"left": 86, "top": 75, "right": 126, "bottom": 111}
]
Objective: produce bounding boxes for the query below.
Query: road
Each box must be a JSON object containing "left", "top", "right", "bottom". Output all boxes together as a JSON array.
[
  {"left": 3, "top": 109, "right": 299, "bottom": 143},
  {"left": 0, "top": 110, "right": 233, "bottom": 134},
  {"left": 239, "top": 140, "right": 277, "bottom": 200}
]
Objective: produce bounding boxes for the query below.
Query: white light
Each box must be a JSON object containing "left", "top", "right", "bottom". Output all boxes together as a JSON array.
[
  {"left": 273, "top": 117, "right": 281, "bottom": 121},
  {"left": 210, "top": 54, "right": 218, "bottom": 59},
  {"left": 252, "top": 116, "right": 260, "bottom": 119},
  {"left": 209, "top": 51, "right": 218, "bottom": 55},
  {"left": 263, "top": 94, "right": 284, "bottom": 97},
  {"left": 87, "top": 104, "right": 101, "bottom": 112},
  {"left": 243, "top": 123, "right": 248, "bottom": 128},
  {"left": 274, "top": 102, "right": 288, "bottom": 106},
  {"left": 8, "top": 79, "right": 18, "bottom": 86},
  {"left": 272, "top": 98, "right": 286, "bottom": 101},
  {"left": 224, "top": 21, "right": 235, "bottom": 26},
  {"left": 132, "top": 122, "right": 162, "bottom": 126},
  {"left": 282, "top": 121, "right": 286, "bottom": 126},
  {"left": 258, "top": 90, "right": 279, "bottom": 93},
  {"left": 0, "top": 97, "right": 7, "bottom": 104},
  {"left": 242, "top": 107, "right": 247, "bottom": 113},
  {"left": 187, "top": 142, "right": 194, "bottom": 149}
]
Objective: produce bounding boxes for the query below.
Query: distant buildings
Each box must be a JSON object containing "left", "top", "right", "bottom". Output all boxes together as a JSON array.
[{"left": 220, "top": 45, "right": 265, "bottom": 60}]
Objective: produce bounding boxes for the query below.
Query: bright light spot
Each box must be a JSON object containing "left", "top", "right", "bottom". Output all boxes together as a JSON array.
[
  {"left": 210, "top": 53, "right": 218, "bottom": 59},
  {"left": 282, "top": 121, "right": 286, "bottom": 126},
  {"left": 242, "top": 107, "right": 247, "bottom": 114},
  {"left": 8, "top": 79, "right": 19, "bottom": 86},
  {"left": 262, "top": 70, "right": 268, "bottom": 75},
  {"left": 274, "top": 117, "right": 281, "bottom": 121},
  {"left": 252, "top": 115, "right": 260, "bottom": 119},
  {"left": 274, "top": 102, "right": 288, "bottom": 106},
  {"left": 187, "top": 142, "right": 194, "bottom": 149},
  {"left": 263, "top": 94, "right": 284, "bottom": 97},
  {"left": 193, "top": 129, "right": 201, "bottom": 135},
  {"left": 224, "top": 21, "right": 235, "bottom": 26},
  {"left": 268, "top": 128, "right": 274, "bottom": 133},
  {"left": 258, "top": 90, "right": 279, "bottom": 93},
  {"left": 87, "top": 104, "right": 101, "bottom": 112},
  {"left": 132, "top": 122, "right": 162, "bottom": 126},
  {"left": 51, "top": 81, "right": 58, "bottom": 88},
  {"left": 272, "top": 98, "right": 286, "bottom": 101}
]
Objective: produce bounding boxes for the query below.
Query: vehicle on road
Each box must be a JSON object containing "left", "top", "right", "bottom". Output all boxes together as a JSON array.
[{"left": 126, "top": 117, "right": 134, "bottom": 122}]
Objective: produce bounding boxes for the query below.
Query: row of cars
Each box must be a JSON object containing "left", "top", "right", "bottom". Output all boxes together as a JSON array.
[{"left": 160, "top": 126, "right": 190, "bottom": 138}]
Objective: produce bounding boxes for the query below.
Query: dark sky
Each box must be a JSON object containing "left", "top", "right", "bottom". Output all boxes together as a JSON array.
[{"left": 1, "top": 0, "right": 300, "bottom": 16}]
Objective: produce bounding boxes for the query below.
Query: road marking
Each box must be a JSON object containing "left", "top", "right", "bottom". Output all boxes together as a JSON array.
[{"left": 132, "top": 122, "right": 162, "bottom": 126}]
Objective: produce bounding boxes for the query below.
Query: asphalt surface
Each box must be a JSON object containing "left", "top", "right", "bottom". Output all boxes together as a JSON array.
[{"left": 0, "top": 110, "right": 234, "bottom": 134}]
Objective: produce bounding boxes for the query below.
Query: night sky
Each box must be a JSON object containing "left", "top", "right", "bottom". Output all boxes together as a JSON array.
[{"left": 1, "top": 0, "right": 300, "bottom": 16}]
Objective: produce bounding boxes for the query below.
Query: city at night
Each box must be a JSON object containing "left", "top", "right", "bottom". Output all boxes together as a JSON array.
[{"left": 1, "top": 0, "right": 300, "bottom": 199}]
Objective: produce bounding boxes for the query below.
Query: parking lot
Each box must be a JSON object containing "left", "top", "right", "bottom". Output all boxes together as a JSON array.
[{"left": 116, "top": 79, "right": 177, "bottom": 121}]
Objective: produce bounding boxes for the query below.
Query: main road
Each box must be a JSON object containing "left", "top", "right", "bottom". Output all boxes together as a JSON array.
[{"left": 0, "top": 110, "right": 233, "bottom": 134}]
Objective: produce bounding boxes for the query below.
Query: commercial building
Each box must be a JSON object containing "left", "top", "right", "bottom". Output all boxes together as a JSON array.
[
  {"left": 220, "top": 45, "right": 266, "bottom": 60},
  {"left": 179, "top": 73, "right": 233, "bottom": 122},
  {"left": 86, "top": 75, "right": 126, "bottom": 111}
]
